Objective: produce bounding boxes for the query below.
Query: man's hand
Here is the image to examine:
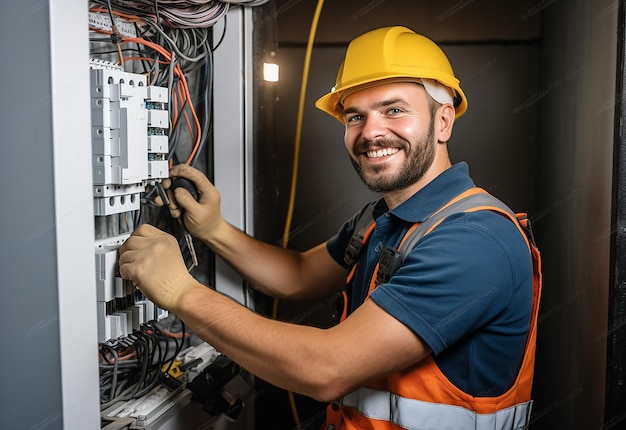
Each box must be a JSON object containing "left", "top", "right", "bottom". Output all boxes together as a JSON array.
[
  {"left": 164, "top": 164, "right": 225, "bottom": 244},
  {"left": 118, "top": 224, "right": 198, "bottom": 311}
]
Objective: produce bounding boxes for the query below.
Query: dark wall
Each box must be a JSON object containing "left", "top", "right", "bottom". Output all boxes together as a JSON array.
[{"left": 532, "top": 1, "right": 616, "bottom": 429}]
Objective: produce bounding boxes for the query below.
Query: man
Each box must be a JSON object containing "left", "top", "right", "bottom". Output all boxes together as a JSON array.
[{"left": 119, "top": 26, "right": 541, "bottom": 429}]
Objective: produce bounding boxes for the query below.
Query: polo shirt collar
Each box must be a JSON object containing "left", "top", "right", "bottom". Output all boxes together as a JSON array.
[{"left": 374, "top": 162, "right": 476, "bottom": 223}]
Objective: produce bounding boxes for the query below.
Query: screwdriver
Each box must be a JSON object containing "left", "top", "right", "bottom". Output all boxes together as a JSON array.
[{"left": 155, "top": 180, "right": 198, "bottom": 271}]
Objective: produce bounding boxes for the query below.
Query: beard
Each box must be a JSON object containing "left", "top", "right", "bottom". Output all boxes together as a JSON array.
[{"left": 350, "top": 118, "right": 436, "bottom": 193}]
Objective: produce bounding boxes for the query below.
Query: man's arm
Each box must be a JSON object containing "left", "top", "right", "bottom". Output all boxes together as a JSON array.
[
  {"left": 164, "top": 164, "right": 346, "bottom": 300},
  {"left": 177, "top": 283, "right": 430, "bottom": 402},
  {"left": 118, "top": 224, "right": 431, "bottom": 402}
]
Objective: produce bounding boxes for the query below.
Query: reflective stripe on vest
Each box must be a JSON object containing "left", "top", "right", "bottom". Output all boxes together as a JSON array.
[{"left": 340, "top": 387, "right": 533, "bottom": 430}]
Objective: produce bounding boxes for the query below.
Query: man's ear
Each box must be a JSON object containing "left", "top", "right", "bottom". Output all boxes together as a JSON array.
[{"left": 436, "top": 104, "right": 455, "bottom": 143}]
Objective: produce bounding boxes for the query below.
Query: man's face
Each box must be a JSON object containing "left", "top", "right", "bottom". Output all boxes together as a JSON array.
[{"left": 342, "top": 82, "right": 436, "bottom": 193}]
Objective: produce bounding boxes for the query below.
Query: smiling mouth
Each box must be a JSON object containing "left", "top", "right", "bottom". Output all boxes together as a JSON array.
[{"left": 366, "top": 147, "right": 400, "bottom": 158}]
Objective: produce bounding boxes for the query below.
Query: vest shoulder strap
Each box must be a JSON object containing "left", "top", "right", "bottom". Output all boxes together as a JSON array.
[
  {"left": 376, "top": 190, "right": 532, "bottom": 285},
  {"left": 401, "top": 191, "right": 516, "bottom": 252},
  {"left": 344, "top": 200, "right": 378, "bottom": 266}
]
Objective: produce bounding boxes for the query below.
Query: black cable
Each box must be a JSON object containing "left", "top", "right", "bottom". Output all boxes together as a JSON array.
[
  {"left": 213, "top": 14, "right": 227, "bottom": 51},
  {"left": 98, "top": 320, "right": 194, "bottom": 411},
  {"left": 104, "top": 0, "right": 123, "bottom": 44},
  {"left": 104, "top": 0, "right": 116, "bottom": 26},
  {"left": 163, "top": 320, "right": 186, "bottom": 374},
  {"left": 132, "top": 324, "right": 163, "bottom": 398},
  {"left": 153, "top": 0, "right": 161, "bottom": 27},
  {"left": 99, "top": 343, "right": 119, "bottom": 402},
  {"left": 191, "top": 47, "right": 213, "bottom": 167}
]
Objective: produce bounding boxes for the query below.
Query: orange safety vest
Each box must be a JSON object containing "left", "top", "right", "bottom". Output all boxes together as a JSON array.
[{"left": 323, "top": 188, "right": 543, "bottom": 430}]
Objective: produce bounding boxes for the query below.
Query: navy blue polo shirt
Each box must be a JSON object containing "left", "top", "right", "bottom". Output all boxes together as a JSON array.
[{"left": 326, "top": 162, "right": 533, "bottom": 397}]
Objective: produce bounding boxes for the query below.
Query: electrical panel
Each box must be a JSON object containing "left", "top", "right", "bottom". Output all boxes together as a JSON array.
[
  {"left": 87, "top": 3, "right": 260, "bottom": 427},
  {"left": 90, "top": 59, "right": 170, "bottom": 343}
]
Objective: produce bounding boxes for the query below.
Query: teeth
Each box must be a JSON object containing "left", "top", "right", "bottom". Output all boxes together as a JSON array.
[{"left": 366, "top": 147, "right": 399, "bottom": 158}]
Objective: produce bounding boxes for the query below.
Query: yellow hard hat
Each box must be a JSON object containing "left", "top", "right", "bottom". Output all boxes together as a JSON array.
[{"left": 315, "top": 26, "right": 468, "bottom": 123}]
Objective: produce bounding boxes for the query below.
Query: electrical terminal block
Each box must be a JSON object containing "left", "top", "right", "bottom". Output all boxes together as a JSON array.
[
  {"left": 89, "top": 58, "right": 123, "bottom": 72},
  {"left": 88, "top": 12, "right": 137, "bottom": 38},
  {"left": 96, "top": 248, "right": 153, "bottom": 340},
  {"left": 148, "top": 154, "right": 169, "bottom": 179},
  {"left": 147, "top": 109, "right": 169, "bottom": 129},
  {"left": 111, "top": 311, "right": 129, "bottom": 338},
  {"left": 146, "top": 85, "right": 169, "bottom": 180},
  {"left": 95, "top": 248, "right": 118, "bottom": 303},
  {"left": 148, "top": 136, "right": 168, "bottom": 155},
  {"left": 135, "top": 299, "right": 166, "bottom": 324},
  {"left": 95, "top": 233, "right": 130, "bottom": 251},
  {"left": 93, "top": 183, "right": 143, "bottom": 217},
  {"left": 157, "top": 308, "right": 169, "bottom": 322},
  {"left": 146, "top": 86, "right": 168, "bottom": 105},
  {"left": 93, "top": 189, "right": 141, "bottom": 216},
  {"left": 98, "top": 302, "right": 122, "bottom": 343}
]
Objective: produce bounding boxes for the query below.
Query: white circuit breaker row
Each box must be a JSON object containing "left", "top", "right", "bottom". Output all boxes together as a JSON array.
[
  {"left": 95, "top": 247, "right": 168, "bottom": 342},
  {"left": 90, "top": 61, "right": 170, "bottom": 342},
  {"left": 90, "top": 64, "right": 169, "bottom": 216}
]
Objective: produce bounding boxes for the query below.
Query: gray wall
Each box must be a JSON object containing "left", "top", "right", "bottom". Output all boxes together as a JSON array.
[{"left": 259, "top": 0, "right": 618, "bottom": 428}]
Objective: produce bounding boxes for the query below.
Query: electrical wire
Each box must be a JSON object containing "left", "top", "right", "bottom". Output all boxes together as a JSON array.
[
  {"left": 212, "top": 14, "right": 228, "bottom": 51},
  {"left": 190, "top": 46, "right": 214, "bottom": 167},
  {"left": 99, "top": 343, "right": 120, "bottom": 402},
  {"left": 90, "top": 0, "right": 230, "bottom": 28},
  {"left": 98, "top": 319, "right": 189, "bottom": 411},
  {"left": 88, "top": 34, "right": 198, "bottom": 166},
  {"left": 104, "top": 0, "right": 124, "bottom": 65},
  {"left": 281, "top": 0, "right": 325, "bottom": 249},
  {"left": 88, "top": 0, "right": 249, "bottom": 168},
  {"left": 89, "top": 2, "right": 215, "bottom": 166}
]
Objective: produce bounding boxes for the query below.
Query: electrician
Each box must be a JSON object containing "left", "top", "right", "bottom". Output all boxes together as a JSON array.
[{"left": 119, "top": 26, "right": 541, "bottom": 429}]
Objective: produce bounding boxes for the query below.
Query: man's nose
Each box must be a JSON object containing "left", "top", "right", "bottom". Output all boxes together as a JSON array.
[{"left": 360, "top": 114, "right": 388, "bottom": 141}]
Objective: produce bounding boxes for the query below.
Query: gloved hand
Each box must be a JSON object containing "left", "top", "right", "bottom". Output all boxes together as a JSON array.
[
  {"left": 163, "top": 163, "right": 225, "bottom": 245},
  {"left": 118, "top": 223, "right": 198, "bottom": 311}
]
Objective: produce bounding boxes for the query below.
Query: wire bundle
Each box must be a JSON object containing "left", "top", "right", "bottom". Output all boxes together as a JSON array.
[
  {"left": 99, "top": 320, "right": 188, "bottom": 412},
  {"left": 89, "top": 0, "right": 268, "bottom": 167},
  {"left": 91, "top": 0, "right": 269, "bottom": 29},
  {"left": 90, "top": 5, "right": 205, "bottom": 167}
]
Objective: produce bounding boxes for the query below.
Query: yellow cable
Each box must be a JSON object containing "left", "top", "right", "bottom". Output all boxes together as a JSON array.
[
  {"left": 273, "top": 0, "right": 325, "bottom": 427},
  {"left": 280, "top": 0, "right": 325, "bottom": 249}
]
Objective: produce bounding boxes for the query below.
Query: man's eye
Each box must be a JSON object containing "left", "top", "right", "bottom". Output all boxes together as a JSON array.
[
  {"left": 388, "top": 108, "right": 403, "bottom": 115},
  {"left": 346, "top": 114, "right": 364, "bottom": 123}
]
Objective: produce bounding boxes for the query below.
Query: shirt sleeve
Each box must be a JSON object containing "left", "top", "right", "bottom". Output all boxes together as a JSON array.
[{"left": 369, "top": 210, "right": 532, "bottom": 355}]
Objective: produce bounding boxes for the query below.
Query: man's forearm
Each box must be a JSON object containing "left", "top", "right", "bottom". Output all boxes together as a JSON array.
[
  {"left": 201, "top": 219, "right": 343, "bottom": 300},
  {"left": 175, "top": 282, "right": 339, "bottom": 401}
]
